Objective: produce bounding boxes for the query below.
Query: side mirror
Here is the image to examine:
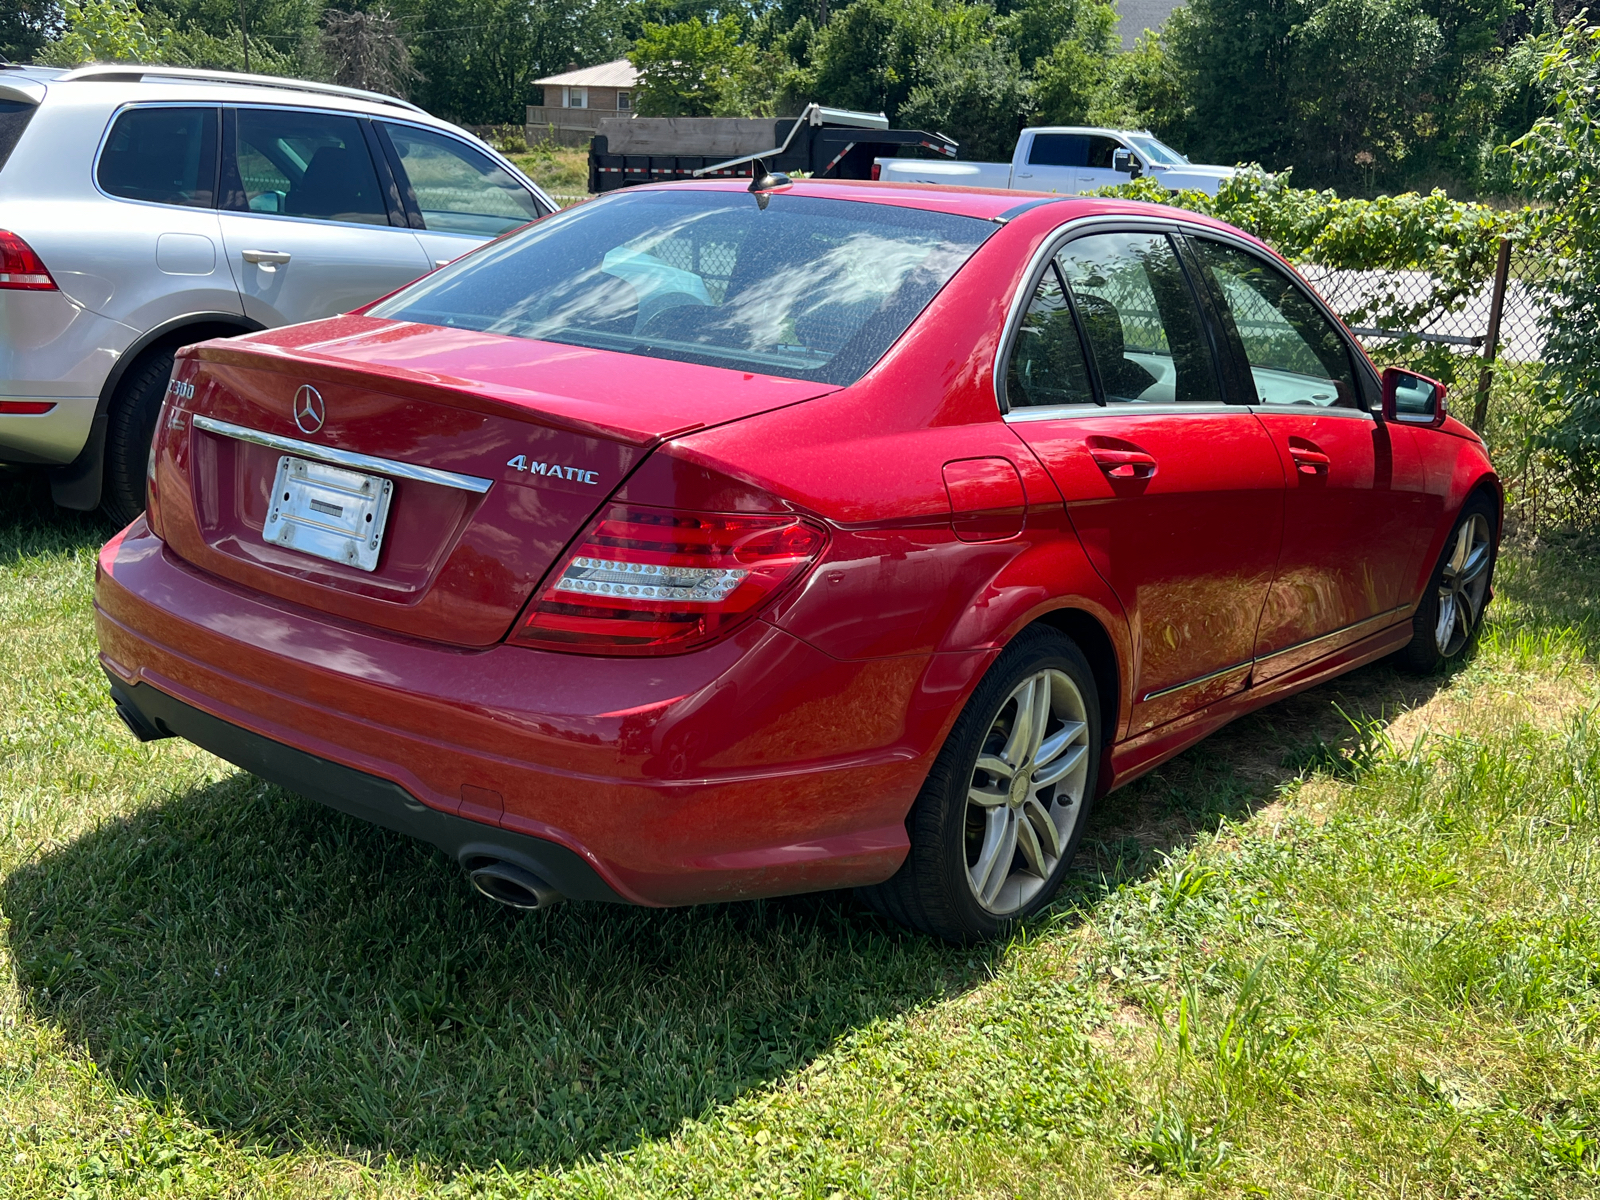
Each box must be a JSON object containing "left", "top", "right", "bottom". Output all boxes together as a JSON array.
[
  {"left": 1381, "top": 366, "right": 1448, "bottom": 428},
  {"left": 1112, "top": 148, "right": 1142, "bottom": 179}
]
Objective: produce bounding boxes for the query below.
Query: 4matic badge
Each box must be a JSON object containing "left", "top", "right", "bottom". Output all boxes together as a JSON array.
[{"left": 505, "top": 454, "right": 600, "bottom": 485}]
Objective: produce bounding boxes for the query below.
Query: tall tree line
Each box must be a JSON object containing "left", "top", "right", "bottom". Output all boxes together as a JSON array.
[{"left": 10, "top": 0, "right": 1584, "bottom": 195}]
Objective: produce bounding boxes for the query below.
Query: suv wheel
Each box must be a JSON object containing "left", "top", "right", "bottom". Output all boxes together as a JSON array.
[
  {"left": 1398, "top": 494, "right": 1498, "bottom": 673},
  {"left": 860, "top": 627, "right": 1101, "bottom": 943},
  {"left": 103, "top": 345, "right": 175, "bottom": 527}
]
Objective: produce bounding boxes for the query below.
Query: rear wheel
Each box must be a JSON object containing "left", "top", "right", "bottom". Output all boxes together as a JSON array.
[
  {"left": 860, "top": 627, "right": 1100, "bottom": 943},
  {"left": 1398, "top": 495, "right": 1498, "bottom": 673},
  {"left": 103, "top": 345, "right": 176, "bottom": 527}
]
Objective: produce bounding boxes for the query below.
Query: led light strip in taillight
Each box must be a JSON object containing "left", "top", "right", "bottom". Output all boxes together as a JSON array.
[
  {"left": 554, "top": 556, "right": 748, "bottom": 603},
  {"left": 509, "top": 503, "right": 828, "bottom": 656}
]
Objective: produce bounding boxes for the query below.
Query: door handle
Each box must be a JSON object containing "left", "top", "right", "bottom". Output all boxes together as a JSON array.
[
  {"left": 1289, "top": 447, "right": 1331, "bottom": 475},
  {"left": 241, "top": 250, "right": 291, "bottom": 265},
  {"left": 1016, "top": 172, "right": 1033, "bottom": 178},
  {"left": 1089, "top": 447, "right": 1157, "bottom": 479}
]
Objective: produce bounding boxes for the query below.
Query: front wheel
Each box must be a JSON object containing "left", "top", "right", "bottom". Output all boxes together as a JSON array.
[
  {"left": 859, "top": 627, "right": 1101, "bottom": 943},
  {"left": 1398, "top": 495, "right": 1498, "bottom": 673}
]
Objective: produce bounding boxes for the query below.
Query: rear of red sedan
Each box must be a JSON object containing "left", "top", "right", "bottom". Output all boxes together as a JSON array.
[{"left": 94, "top": 181, "right": 1037, "bottom": 914}]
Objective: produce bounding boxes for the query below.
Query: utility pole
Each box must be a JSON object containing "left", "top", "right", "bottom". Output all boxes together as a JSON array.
[{"left": 238, "top": 0, "right": 251, "bottom": 72}]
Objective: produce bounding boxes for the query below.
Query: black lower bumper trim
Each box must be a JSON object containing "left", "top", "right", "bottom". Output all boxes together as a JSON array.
[{"left": 107, "top": 675, "right": 625, "bottom": 903}]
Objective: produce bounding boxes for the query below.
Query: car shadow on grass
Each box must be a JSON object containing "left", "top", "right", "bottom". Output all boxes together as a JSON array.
[
  {"left": 2, "top": 768, "right": 983, "bottom": 1171},
  {"left": 0, "top": 467, "right": 117, "bottom": 565}
]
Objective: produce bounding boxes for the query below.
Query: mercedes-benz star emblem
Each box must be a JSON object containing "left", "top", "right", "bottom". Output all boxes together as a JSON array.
[{"left": 294, "top": 384, "right": 325, "bottom": 435}]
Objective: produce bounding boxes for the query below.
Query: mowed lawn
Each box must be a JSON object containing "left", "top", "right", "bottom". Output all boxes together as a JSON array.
[{"left": 1, "top": 463, "right": 1597, "bottom": 1199}]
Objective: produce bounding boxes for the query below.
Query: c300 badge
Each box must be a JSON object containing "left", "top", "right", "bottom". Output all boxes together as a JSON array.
[{"left": 506, "top": 454, "right": 599, "bottom": 485}]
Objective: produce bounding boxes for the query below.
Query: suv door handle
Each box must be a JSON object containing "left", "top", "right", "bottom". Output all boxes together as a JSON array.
[
  {"left": 1289, "top": 447, "right": 1330, "bottom": 475},
  {"left": 241, "top": 250, "right": 291, "bottom": 265},
  {"left": 1089, "top": 447, "right": 1157, "bottom": 479}
]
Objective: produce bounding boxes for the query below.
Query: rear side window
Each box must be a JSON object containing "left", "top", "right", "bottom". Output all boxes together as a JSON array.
[
  {"left": 1027, "top": 134, "right": 1088, "bottom": 168},
  {"left": 368, "top": 189, "right": 994, "bottom": 385},
  {"left": 231, "top": 108, "right": 387, "bottom": 225},
  {"left": 380, "top": 123, "right": 544, "bottom": 236},
  {"left": 0, "top": 100, "right": 37, "bottom": 175},
  {"left": 98, "top": 106, "right": 219, "bottom": 207},
  {"left": 1006, "top": 265, "right": 1095, "bottom": 408},
  {"left": 1054, "top": 232, "right": 1221, "bottom": 405}
]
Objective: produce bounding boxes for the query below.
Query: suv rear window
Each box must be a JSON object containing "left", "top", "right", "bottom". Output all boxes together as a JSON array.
[
  {"left": 99, "top": 106, "right": 219, "bottom": 207},
  {"left": 368, "top": 189, "right": 993, "bottom": 385},
  {"left": 0, "top": 100, "right": 36, "bottom": 175}
]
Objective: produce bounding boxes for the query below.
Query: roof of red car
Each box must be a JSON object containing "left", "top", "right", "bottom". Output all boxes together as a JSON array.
[{"left": 625, "top": 178, "right": 1246, "bottom": 236}]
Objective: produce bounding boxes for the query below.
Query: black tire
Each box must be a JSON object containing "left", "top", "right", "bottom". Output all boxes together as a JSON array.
[
  {"left": 859, "top": 626, "right": 1102, "bottom": 944},
  {"left": 1397, "top": 493, "right": 1499, "bottom": 674},
  {"left": 103, "top": 345, "right": 176, "bottom": 527}
]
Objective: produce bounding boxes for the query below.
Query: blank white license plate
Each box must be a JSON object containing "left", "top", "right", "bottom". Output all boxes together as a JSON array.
[{"left": 262, "top": 455, "right": 394, "bottom": 572}]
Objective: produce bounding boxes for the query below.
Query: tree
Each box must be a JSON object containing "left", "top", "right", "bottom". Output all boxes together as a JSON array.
[
  {"left": 38, "top": 0, "right": 166, "bottom": 63},
  {"left": 899, "top": 36, "right": 1031, "bottom": 158},
  {"left": 319, "top": 5, "right": 418, "bottom": 95},
  {"left": 1, "top": 0, "right": 59, "bottom": 63},
  {"left": 1164, "top": 0, "right": 1302, "bottom": 169},
  {"left": 1512, "top": 17, "right": 1600, "bottom": 489},
  {"left": 1087, "top": 31, "right": 1185, "bottom": 139},
  {"left": 629, "top": 15, "right": 751, "bottom": 115}
]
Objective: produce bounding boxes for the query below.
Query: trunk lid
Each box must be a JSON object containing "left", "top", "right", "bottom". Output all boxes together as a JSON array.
[{"left": 154, "top": 316, "right": 836, "bottom": 647}]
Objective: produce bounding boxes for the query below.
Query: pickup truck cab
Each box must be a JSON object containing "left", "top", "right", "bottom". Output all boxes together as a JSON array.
[{"left": 875, "top": 126, "right": 1236, "bottom": 196}]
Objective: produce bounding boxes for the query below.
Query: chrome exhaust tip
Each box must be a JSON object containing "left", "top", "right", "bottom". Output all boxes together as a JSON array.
[{"left": 468, "top": 860, "right": 564, "bottom": 910}]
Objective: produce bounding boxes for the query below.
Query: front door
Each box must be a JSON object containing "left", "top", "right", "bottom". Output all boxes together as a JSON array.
[
  {"left": 1073, "top": 134, "right": 1128, "bottom": 193},
  {"left": 1186, "top": 236, "right": 1429, "bottom": 680},
  {"left": 1005, "top": 229, "right": 1285, "bottom": 734},
  {"left": 217, "top": 106, "right": 432, "bottom": 326}
]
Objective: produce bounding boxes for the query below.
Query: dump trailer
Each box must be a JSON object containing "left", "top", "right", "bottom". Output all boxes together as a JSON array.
[{"left": 587, "top": 103, "right": 958, "bottom": 193}]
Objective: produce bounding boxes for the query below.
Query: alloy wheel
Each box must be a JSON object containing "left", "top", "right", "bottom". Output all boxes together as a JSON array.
[
  {"left": 964, "top": 668, "right": 1092, "bottom": 915},
  {"left": 1435, "top": 513, "right": 1492, "bottom": 657}
]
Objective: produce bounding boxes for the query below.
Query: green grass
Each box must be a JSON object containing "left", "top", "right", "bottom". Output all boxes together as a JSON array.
[
  {"left": 508, "top": 145, "right": 591, "bottom": 203},
  {"left": 2, "top": 460, "right": 1598, "bottom": 1197}
]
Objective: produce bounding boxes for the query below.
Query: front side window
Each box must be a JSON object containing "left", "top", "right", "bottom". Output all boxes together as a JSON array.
[
  {"left": 382, "top": 124, "right": 543, "bottom": 236},
  {"left": 1027, "top": 134, "right": 1088, "bottom": 168},
  {"left": 369, "top": 189, "right": 993, "bottom": 385},
  {"left": 1191, "top": 238, "right": 1358, "bottom": 408},
  {"left": 1086, "top": 136, "right": 1122, "bottom": 170},
  {"left": 1005, "top": 264, "right": 1094, "bottom": 408},
  {"left": 99, "top": 106, "right": 218, "bottom": 208},
  {"left": 1053, "top": 231, "right": 1220, "bottom": 405},
  {"left": 231, "top": 108, "right": 387, "bottom": 225}
]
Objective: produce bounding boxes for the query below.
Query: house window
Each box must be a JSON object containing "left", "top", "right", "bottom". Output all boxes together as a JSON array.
[
  {"left": 617, "top": 91, "right": 631, "bottom": 111},
  {"left": 566, "top": 87, "right": 587, "bottom": 109}
]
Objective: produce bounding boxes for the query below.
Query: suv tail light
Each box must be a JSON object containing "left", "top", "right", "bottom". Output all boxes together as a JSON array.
[
  {"left": 0, "top": 231, "right": 56, "bottom": 290},
  {"left": 509, "top": 504, "right": 827, "bottom": 655}
]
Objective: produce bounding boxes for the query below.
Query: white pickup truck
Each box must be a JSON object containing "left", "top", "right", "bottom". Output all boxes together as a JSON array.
[{"left": 874, "top": 126, "right": 1236, "bottom": 196}]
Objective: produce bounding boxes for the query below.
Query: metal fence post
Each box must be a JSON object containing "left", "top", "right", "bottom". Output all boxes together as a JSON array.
[{"left": 1470, "top": 236, "right": 1513, "bottom": 433}]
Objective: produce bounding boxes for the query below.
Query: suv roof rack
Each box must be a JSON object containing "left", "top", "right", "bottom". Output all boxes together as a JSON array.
[{"left": 57, "top": 64, "right": 425, "bottom": 113}]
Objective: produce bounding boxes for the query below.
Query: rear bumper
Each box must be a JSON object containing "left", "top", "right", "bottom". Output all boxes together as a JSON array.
[
  {"left": 107, "top": 675, "right": 624, "bottom": 901},
  {"left": 95, "top": 521, "right": 983, "bottom": 906},
  {"left": 0, "top": 290, "right": 135, "bottom": 464},
  {"left": 0, "top": 396, "right": 97, "bottom": 465}
]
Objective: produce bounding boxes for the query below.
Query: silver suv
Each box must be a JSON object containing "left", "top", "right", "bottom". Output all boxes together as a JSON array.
[{"left": 0, "top": 63, "right": 555, "bottom": 521}]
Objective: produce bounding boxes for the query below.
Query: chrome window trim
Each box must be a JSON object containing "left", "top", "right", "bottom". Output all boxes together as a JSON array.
[
  {"left": 992, "top": 214, "right": 1234, "bottom": 417},
  {"left": 1247, "top": 403, "right": 1374, "bottom": 422},
  {"left": 191, "top": 415, "right": 494, "bottom": 494},
  {"left": 1005, "top": 401, "right": 1244, "bottom": 423}
]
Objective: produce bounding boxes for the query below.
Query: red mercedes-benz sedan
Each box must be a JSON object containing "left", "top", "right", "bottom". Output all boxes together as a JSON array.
[{"left": 94, "top": 180, "right": 1499, "bottom": 942}]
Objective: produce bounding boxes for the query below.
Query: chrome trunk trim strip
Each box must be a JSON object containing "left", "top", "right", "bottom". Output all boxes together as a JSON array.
[{"left": 191, "top": 415, "right": 494, "bottom": 494}]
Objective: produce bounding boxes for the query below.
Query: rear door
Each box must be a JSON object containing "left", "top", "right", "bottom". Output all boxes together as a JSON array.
[
  {"left": 1012, "top": 132, "right": 1085, "bottom": 193},
  {"left": 1074, "top": 134, "right": 1128, "bottom": 193},
  {"left": 1005, "top": 226, "right": 1285, "bottom": 734},
  {"left": 216, "top": 106, "right": 432, "bottom": 325},
  {"left": 374, "top": 122, "right": 548, "bottom": 268},
  {"left": 1186, "top": 235, "right": 1429, "bottom": 679}
]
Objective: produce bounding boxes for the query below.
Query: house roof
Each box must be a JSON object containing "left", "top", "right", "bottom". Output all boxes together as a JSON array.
[
  {"left": 533, "top": 59, "right": 638, "bottom": 88},
  {"left": 1117, "top": 0, "right": 1184, "bottom": 48}
]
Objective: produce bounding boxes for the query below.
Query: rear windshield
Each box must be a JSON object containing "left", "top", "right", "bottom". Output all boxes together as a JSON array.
[
  {"left": 367, "top": 188, "right": 994, "bottom": 385},
  {"left": 0, "top": 100, "right": 37, "bottom": 175}
]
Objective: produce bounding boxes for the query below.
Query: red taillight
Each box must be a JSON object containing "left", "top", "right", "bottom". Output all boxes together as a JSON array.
[
  {"left": 871, "top": 162, "right": 882, "bottom": 181},
  {"left": 0, "top": 401, "right": 55, "bottom": 414},
  {"left": 0, "top": 231, "right": 56, "bottom": 290},
  {"left": 509, "top": 504, "right": 827, "bottom": 655}
]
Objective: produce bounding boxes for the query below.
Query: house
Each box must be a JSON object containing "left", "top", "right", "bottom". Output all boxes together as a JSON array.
[
  {"left": 1117, "top": 0, "right": 1184, "bottom": 49},
  {"left": 527, "top": 60, "right": 639, "bottom": 147}
]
